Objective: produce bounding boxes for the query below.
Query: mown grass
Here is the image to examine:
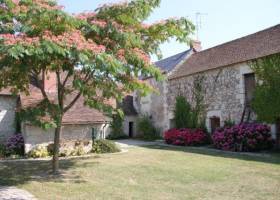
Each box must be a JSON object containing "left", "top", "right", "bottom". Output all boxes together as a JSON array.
[{"left": 0, "top": 145, "right": 279, "bottom": 200}]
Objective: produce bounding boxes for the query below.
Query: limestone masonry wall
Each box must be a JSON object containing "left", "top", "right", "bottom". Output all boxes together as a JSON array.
[{"left": 168, "top": 62, "right": 253, "bottom": 132}]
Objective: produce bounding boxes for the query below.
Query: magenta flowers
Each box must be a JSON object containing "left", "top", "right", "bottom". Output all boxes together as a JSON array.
[
  {"left": 164, "top": 128, "right": 208, "bottom": 146},
  {"left": 212, "top": 123, "right": 274, "bottom": 152}
]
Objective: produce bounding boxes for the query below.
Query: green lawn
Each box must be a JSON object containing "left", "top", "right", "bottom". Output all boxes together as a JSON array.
[{"left": 0, "top": 145, "right": 280, "bottom": 200}]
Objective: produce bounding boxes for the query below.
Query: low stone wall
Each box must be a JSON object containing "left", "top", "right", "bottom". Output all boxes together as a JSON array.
[{"left": 22, "top": 123, "right": 110, "bottom": 153}]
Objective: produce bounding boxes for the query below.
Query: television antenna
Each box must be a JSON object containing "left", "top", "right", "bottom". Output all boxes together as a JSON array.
[{"left": 195, "top": 12, "right": 207, "bottom": 40}]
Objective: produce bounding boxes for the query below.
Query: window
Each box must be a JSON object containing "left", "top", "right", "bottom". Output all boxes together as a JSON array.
[{"left": 244, "top": 73, "right": 256, "bottom": 105}]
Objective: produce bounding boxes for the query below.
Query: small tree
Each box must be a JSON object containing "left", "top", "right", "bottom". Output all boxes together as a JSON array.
[
  {"left": 0, "top": 0, "right": 194, "bottom": 173},
  {"left": 250, "top": 53, "right": 280, "bottom": 123},
  {"left": 174, "top": 96, "right": 192, "bottom": 128},
  {"left": 137, "top": 115, "right": 159, "bottom": 140},
  {"left": 108, "top": 114, "right": 125, "bottom": 139},
  {"left": 191, "top": 75, "right": 206, "bottom": 128}
]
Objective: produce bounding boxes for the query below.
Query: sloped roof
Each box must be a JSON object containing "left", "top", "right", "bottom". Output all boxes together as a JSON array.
[
  {"left": 0, "top": 88, "right": 13, "bottom": 95},
  {"left": 20, "top": 90, "right": 111, "bottom": 124},
  {"left": 120, "top": 95, "right": 137, "bottom": 116},
  {"left": 154, "top": 49, "right": 192, "bottom": 73},
  {"left": 170, "top": 24, "right": 280, "bottom": 79}
]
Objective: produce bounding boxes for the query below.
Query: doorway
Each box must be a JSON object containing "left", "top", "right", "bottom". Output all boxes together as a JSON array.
[
  {"left": 129, "top": 122, "right": 134, "bottom": 138},
  {"left": 210, "top": 116, "right": 221, "bottom": 133}
]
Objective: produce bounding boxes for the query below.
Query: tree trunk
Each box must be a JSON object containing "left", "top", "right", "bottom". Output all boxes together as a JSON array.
[{"left": 52, "top": 116, "right": 62, "bottom": 174}]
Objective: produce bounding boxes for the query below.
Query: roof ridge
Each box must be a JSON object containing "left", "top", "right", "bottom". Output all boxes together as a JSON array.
[
  {"left": 195, "top": 24, "right": 280, "bottom": 55},
  {"left": 170, "top": 23, "right": 280, "bottom": 79}
]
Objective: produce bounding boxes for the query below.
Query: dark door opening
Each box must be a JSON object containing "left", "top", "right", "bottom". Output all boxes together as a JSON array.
[
  {"left": 129, "top": 122, "right": 134, "bottom": 138},
  {"left": 210, "top": 116, "right": 220, "bottom": 133}
]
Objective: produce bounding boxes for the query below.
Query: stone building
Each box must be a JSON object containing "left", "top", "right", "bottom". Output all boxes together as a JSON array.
[
  {"left": 120, "top": 95, "right": 138, "bottom": 137},
  {"left": 128, "top": 47, "right": 197, "bottom": 135},
  {"left": 168, "top": 24, "right": 280, "bottom": 144},
  {"left": 0, "top": 74, "right": 112, "bottom": 153},
  {"left": 130, "top": 24, "right": 280, "bottom": 146}
]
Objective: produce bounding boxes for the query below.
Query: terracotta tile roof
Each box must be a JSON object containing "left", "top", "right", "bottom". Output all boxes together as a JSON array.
[
  {"left": 20, "top": 90, "right": 111, "bottom": 125},
  {"left": 1, "top": 73, "right": 114, "bottom": 124},
  {"left": 170, "top": 24, "right": 280, "bottom": 79},
  {"left": 0, "top": 88, "right": 13, "bottom": 95}
]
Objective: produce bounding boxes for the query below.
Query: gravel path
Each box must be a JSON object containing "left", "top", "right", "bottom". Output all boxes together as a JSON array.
[{"left": 0, "top": 186, "right": 37, "bottom": 200}]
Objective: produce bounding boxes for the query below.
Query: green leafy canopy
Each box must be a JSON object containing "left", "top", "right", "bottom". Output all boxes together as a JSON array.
[
  {"left": 0, "top": 0, "right": 194, "bottom": 128},
  {"left": 250, "top": 53, "right": 280, "bottom": 123}
]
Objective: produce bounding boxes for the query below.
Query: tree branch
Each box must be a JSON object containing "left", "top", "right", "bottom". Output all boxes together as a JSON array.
[
  {"left": 36, "top": 69, "right": 51, "bottom": 104},
  {"left": 63, "top": 92, "right": 82, "bottom": 113},
  {"left": 62, "top": 70, "right": 95, "bottom": 113},
  {"left": 56, "top": 70, "right": 64, "bottom": 110}
]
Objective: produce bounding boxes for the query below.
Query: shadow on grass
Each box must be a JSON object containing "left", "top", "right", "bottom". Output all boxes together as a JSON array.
[
  {"left": 143, "top": 144, "right": 280, "bottom": 165},
  {"left": 0, "top": 157, "right": 99, "bottom": 186}
]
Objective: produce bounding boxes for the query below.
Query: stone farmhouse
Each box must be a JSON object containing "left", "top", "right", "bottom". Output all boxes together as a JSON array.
[
  {"left": 1, "top": 24, "right": 280, "bottom": 149},
  {"left": 128, "top": 24, "right": 280, "bottom": 146},
  {"left": 0, "top": 73, "right": 111, "bottom": 153}
]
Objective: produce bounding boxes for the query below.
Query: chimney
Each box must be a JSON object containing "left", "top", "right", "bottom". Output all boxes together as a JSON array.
[{"left": 190, "top": 40, "right": 202, "bottom": 52}]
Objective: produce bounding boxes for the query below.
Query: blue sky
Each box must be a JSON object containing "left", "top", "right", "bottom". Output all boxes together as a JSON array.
[{"left": 58, "top": 0, "right": 280, "bottom": 60}]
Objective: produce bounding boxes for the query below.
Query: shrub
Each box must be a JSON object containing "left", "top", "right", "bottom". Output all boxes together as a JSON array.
[
  {"left": 164, "top": 128, "right": 208, "bottom": 146},
  {"left": 28, "top": 145, "right": 49, "bottom": 158},
  {"left": 107, "top": 134, "right": 129, "bottom": 140},
  {"left": 5, "top": 133, "right": 24, "bottom": 156},
  {"left": 48, "top": 141, "right": 91, "bottom": 157},
  {"left": 92, "top": 140, "right": 120, "bottom": 154},
  {"left": 108, "top": 114, "right": 126, "bottom": 140},
  {"left": 174, "top": 96, "right": 192, "bottom": 128},
  {"left": 212, "top": 123, "right": 274, "bottom": 152},
  {"left": 137, "top": 115, "right": 160, "bottom": 140},
  {"left": 224, "top": 118, "right": 235, "bottom": 128}
]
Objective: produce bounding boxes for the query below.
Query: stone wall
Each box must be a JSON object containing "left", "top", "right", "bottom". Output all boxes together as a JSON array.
[
  {"left": 0, "top": 96, "right": 17, "bottom": 143},
  {"left": 168, "top": 62, "right": 254, "bottom": 132},
  {"left": 22, "top": 123, "right": 110, "bottom": 153},
  {"left": 135, "top": 78, "right": 169, "bottom": 134},
  {"left": 123, "top": 115, "right": 138, "bottom": 137}
]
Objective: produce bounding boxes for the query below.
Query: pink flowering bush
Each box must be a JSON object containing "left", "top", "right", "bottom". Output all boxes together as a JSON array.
[
  {"left": 164, "top": 128, "right": 208, "bottom": 146},
  {"left": 5, "top": 133, "right": 25, "bottom": 155},
  {"left": 212, "top": 123, "right": 274, "bottom": 152}
]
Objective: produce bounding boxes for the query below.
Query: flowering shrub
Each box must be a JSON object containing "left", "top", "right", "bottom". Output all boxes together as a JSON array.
[
  {"left": 164, "top": 128, "right": 208, "bottom": 146},
  {"left": 5, "top": 133, "right": 25, "bottom": 155},
  {"left": 92, "top": 140, "right": 120, "bottom": 154},
  {"left": 212, "top": 123, "right": 274, "bottom": 152},
  {"left": 28, "top": 145, "right": 49, "bottom": 158}
]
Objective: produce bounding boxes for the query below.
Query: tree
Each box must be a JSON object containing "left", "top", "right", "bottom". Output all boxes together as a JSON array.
[
  {"left": 0, "top": 0, "right": 194, "bottom": 173},
  {"left": 174, "top": 96, "right": 192, "bottom": 128},
  {"left": 250, "top": 53, "right": 280, "bottom": 123},
  {"left": 108, "top": 114, "right": 125, "bottom": 139}
]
